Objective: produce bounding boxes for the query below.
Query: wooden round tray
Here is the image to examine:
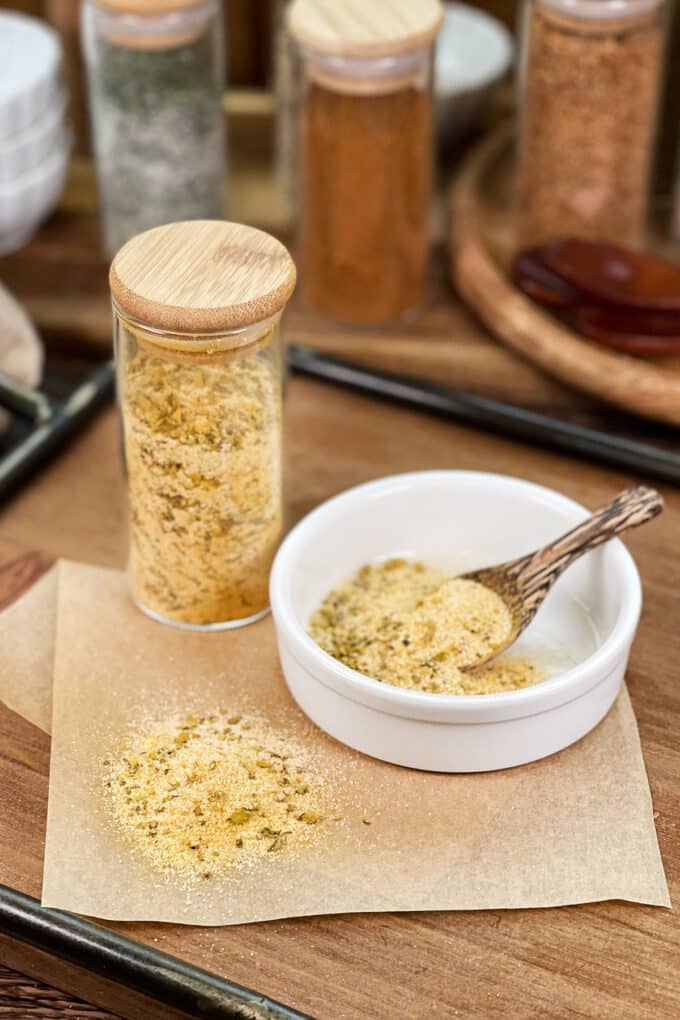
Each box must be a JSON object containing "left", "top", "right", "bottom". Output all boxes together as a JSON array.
[{"left": 449, "top": 122, "right": 680, "bottom": 426}]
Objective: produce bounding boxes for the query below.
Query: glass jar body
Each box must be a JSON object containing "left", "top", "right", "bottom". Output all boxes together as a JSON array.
[
  {"left": 516, "top": 0, "right": 667, "bottom": 251},
  {"left": 114, "top": 310, "right": 284, "bottom": 631},
  {"left": 294, "top": 46, "right": 435, "bottom": 325},
  {"left": 81, "top": 0, "right": 225, "bottom": 258}
]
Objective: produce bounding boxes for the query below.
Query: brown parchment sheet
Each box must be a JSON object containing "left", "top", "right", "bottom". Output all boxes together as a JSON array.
[
  {"left": 0, "top": 565, "right": 57, "bottom": 733},
  {"left": 38, "top": 560, "right": 669, "bottom": 923}
]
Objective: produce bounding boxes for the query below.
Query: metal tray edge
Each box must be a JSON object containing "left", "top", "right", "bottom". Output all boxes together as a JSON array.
[{"left": 0, "top": 883, "right": 311, "bottom": 1020}]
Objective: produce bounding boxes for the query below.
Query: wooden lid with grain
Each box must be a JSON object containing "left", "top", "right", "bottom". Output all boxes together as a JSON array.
[
  {"left": 288, "top": 0, "right": 443, "bottom": 59},
  {"left": 89, "top": 0, "right": 205, "bottom": 14},
  {"left": 110, "top": 221, "right": 297, "bottom": 334}
]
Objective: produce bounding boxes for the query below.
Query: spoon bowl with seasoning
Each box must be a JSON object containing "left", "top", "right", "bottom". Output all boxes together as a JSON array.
[{"left": 458, "top": 485, "right": 662, "bottom": 670}]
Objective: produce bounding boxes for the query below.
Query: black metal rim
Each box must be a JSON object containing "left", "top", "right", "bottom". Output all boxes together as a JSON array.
[{"left": 0, "top": 884, "right": 311, "bottom": 1020}]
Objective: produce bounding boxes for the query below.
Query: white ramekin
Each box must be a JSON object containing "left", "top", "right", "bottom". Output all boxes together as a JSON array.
[{"left": 270, "top": 471, "right": 642, "bottom": 772}]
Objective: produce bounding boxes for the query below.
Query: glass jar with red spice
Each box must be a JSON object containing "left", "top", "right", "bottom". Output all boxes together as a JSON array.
[{"left": 288, "top": 0, "right": 442, "bottom": 325}]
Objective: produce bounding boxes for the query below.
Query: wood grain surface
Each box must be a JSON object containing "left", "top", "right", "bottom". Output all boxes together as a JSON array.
[
  {"left": 288, "top": 0, "right": 442, "bottom": 59},
  {"left": 0, "top": 109, "right": 679, "bottom": 1020},
  {"left": 0, "top": 963, "right": 120, "bottom": 1019},
  {"left": 109, "top": 219, "right": 297, "bottom": 333}
]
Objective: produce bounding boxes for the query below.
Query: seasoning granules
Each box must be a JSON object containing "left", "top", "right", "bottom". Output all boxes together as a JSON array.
[
  {"left": 298, "top": 82, "right": 432, "bottom": 323},
  {"left": 309, "top": 559, "right": 546, "bottom": 695},
  {"left": 517, "top": 0, "right": 665, "bottom": 249},
  {"left": 119, "top": 327, "right": 282, "bottom": 627},
  {"left": 103, "top": 710, "right": 338, "bottom": 879}
]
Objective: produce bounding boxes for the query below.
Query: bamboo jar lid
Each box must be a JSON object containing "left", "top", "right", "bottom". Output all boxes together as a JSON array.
[
  {"left": 540, "top": 0, "right": 663, "bottom": 17},
  {"left": 288, "top": 0, "right": 444, "bottom": 60},
  {"left": 110, "top": 221, "right": 297, "bottom": 335},
  {"left": 88, "top": 0, "right": 214, "bottom": 49},
  {"left": 89, "top": 0, "right": 206, "bottom": 13}
]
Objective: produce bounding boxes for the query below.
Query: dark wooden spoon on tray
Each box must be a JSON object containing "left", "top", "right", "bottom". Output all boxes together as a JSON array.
[
  {"left": 574, "top": 306, "right": 680, "bottom": 356},
  {"left": 543, "top": 238, "right": 680, "bottom": 312},
  {"left": 511, "top": 248, "right": 584, "bottom": 307}
]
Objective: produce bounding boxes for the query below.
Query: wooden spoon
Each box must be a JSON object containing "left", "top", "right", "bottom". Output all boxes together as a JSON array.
[
  {"left": 511, "top": 248, "right": 584, "bottom": 307},
  {"left": 460, "top": 486, "right": 663, "bottom": 670},
  {"left": 573, "top": 305, "right": 680, "bottom": 356},
  {"left": 543, "top": 238, "right": 680, "bottom": 312}
]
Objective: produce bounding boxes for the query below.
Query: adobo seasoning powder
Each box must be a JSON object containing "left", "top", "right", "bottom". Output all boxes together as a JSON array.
[
  {"left": 298, "top": 82, "right": 432, "bottom": 324},
  {"left": 120, "top": 327, "right": 282, "bottom": 628},
  {"left": 310, "top": 559, "right": 546, "bottom": 696},
  {"left": 104, "top": 710, "right": 338, "bottom": 881}
]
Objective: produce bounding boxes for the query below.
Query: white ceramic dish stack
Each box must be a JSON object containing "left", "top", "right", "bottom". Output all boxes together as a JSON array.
[
  {"left": 271, "top": 471, "right": 642, "bottom": 773},
  {"left": 0, "top": 12, "right": 71, "bottom": 255},
  {"left": 435, "top": 2, "right": 514, "bottom": 146}
]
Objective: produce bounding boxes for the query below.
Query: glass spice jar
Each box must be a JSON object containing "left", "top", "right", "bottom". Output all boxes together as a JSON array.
[
  {"left": 81, "top": 0, "right": 225, "bottom": 258},
  {"left": 109, "top": 220, "right": 296, "bottom": 630},
  {"left": 273, "top": 0, "right": 297, "bottom": 216},
  {"left": 288, "top": 0, "right": 443, "bottom": 325},
  {"left": 517, "top": 0, "right": 668, "bottom": 251}
]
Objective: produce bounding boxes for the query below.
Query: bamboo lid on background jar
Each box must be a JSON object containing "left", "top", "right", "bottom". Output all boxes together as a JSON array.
[
  {"left": 535, "top": 0, "right": 664, "bottom": 44},
  {"left": 88, "top": 0, "right": 206, "bottom": 13},
  {"left": 288, "top": 0, "right": 443, "bottom": 94},
  {"left": 109, "top": 220, "right": 297, "bottom": 336},
  {"left": 539, "top": 0, "right": 664, "bottom": 16},
  {"left": 87, "top": 0, "right": 216, "bottom": 49},
  {"left": 288, "top": 0, "right": 443, "bottom": 59}
]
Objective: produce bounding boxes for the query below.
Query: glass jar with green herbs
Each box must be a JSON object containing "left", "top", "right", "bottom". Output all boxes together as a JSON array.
[{"left": 81, "top": 0, "right": 225, "bottom": 258}]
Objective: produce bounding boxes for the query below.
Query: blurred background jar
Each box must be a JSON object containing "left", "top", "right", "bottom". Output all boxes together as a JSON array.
[
  {"left": 273, "top": 0, "right": 298, "bottom": 218},
  {"left": 81, "top": 0, "right": 225, "bottom": 258},
  {"left": 516, "top": 0, "right": 668, "bottom": 251},
  {"left": 288, "top": 0, "right": 443, "bottom": 326},
  {"left": 110, "top": 220, "right": 296, "bottom": 631}
]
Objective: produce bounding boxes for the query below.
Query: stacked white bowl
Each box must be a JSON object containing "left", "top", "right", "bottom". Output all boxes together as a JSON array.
[{"left": 0, "top": 11, "right": 71, "bottom": 255}]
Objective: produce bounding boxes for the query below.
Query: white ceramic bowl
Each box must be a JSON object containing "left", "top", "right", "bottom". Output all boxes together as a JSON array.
[
  {"left": 435, "top": 2, "right": 514, "bottom": 146},
  {"left": 0, "top": 135, "right": 71, "bottom": 255},
  {"left": 0, "top": 88, "right": 68, "bottom": 186},
  {"left": 270, "top": 471, "right": 642, "bottom": 773}
]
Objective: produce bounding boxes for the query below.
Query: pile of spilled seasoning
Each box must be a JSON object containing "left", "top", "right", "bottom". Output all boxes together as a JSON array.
[{"left": 103, "top": 710, "right": 341, "bottom": 881}]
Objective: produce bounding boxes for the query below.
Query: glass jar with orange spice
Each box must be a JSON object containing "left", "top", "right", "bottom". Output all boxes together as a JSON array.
[
  {"left": 110, "top": 221, "right": 296, "bottom": 631},
  {"left": 288, "top": 0, "right": 443, "bottom": 325}
]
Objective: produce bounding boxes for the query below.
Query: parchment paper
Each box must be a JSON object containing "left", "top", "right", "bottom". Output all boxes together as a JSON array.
[
  {"left": 38, "top": 560, "right": 669, "bottom": 923},
  {"left": 0, "top": 565, "right": 57, "bottom": 733}
]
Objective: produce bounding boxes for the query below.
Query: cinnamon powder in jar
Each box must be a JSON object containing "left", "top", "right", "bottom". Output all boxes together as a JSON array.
[
  {"left": 298, "top": 80, "right": 433, "bottom": 324},
  {"left": 288, "top": 0, "right": 442, "bottom": 325}
]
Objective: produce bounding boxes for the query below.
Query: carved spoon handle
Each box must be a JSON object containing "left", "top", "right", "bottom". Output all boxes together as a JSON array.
[{"left": 516, "top": 486, "right": 663, "bottom": 614}]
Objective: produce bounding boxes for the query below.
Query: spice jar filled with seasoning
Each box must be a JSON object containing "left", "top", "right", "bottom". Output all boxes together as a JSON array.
[
  {"left": 288, "top": 0, "right": 443, "bottom": 325},
  {"left": 81, "top": 0, "right": 225, "bottom": 258},
  {"left": 517, "top": 0, "right": 668, "bottom": 251},
  {"left": 110, "top": 220, "right": 296, "bottom": 630}
]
